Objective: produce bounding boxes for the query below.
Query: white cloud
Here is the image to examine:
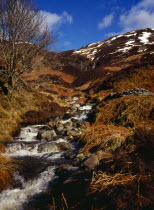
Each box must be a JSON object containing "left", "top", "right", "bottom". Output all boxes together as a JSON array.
[
  {"left": 120, "top": 0, "right": 154, "bottom": 32},
  {"left": 138, "top": 0, "right": 154, "bottom": 9},
  {"left": 105, "top": 32, "right": 118, "bottom": 37},
  {"left": 62, "top": 12, "right": 73, "bottom": 24},
  {"left": 40, "top": 10, "right": 73, "bottom": 30},
  {"left": 98, "top": 14, "right": 114, "bottom": 30},
  {"left": 63, "top": 41, "right": 71, "bottom": 46}
]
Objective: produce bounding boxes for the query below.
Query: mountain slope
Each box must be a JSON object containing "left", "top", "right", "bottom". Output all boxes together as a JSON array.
[{"left": 59, "top": 28, "right": 154, "bottom": 87}]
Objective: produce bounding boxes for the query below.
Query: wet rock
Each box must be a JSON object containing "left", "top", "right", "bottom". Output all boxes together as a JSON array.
[
  {"left": 38, "top": 143, "right": 58, "bottom": 153},
  {"left": 39, "top": 125, "right": 51, "bottom": 130},
  {"left": 55, "top": 165, "right": 73, "bottom": 179},
  {"left": 62, "top": 113, "right": 73, "bottom": 120},
  {"left": 64, "top": 125, "right": 73, "bottom": 132},
  {"left": 56, "top": 124, "right": 64, "bottom": 132},
  {"left": 67, "top": 129, "right": 81, "bottom": 137},
  {"left": 76, "top": 120, "right": 83, "bottom": 126},
  {"left": 63, "top": 120, "right": 73, "bottom": 128},
  {"left": 70, "top": 106, "right": 78, "bottom": 113},
  {"left": 62, "top": 121, "right": 74, "bottom": 132},
  {"left": 64, "top": 151, "right": 76, "bottom": 159},
  {"left": 83, "top": 155, "right": 99, "bottom": 170},
  {"left": 38, "top": 130, "right": 57, "bottom": 142},
  {"left": 55, "top": 117, "right": 61, "bottom": 123},
  {"left": 71, "top": 118, "right": 79, "bottom": 123},
  {"left": 56, "top": 142, "right": 72, "bottom": 151},
  {"left": 76, "top": 153, "right": 86, "bottom": 161}
]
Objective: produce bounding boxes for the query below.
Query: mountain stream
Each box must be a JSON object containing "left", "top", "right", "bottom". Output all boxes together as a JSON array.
[{"left": 0, "top": 98, "right": 92, "bottom": 210}]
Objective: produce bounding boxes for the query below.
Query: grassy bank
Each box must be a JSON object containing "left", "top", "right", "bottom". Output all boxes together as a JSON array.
[{"left": 76, "top": 67, "right": 154, "bottom": 209}]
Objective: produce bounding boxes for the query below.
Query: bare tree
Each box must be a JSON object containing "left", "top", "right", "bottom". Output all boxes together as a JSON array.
[{"left": 0, "top": 0, "right": 56, "bottom": 95}]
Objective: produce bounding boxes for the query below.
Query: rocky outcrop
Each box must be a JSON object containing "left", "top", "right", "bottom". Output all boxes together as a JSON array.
[{"left": 104, "top": 88, "right": 154, "bottom": 101}]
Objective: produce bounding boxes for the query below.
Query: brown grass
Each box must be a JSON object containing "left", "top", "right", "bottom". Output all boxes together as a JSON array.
[
  {"left": 98, "top": 96, "right": 154, "bottom": 126},
  {"left": 22, "top": 68, "right": 77, "bottom": 84},
  {"left": 90, "top": 171, "right": 152, "bottom": 209},
  {"left": 87, "top": 66, "right": 154, "bottom": 102},
  {"left": 91, "top": 172, "right": 137, "bottom": 192},
  {"left": 0, "top": 89, "right": 63, "bottom": 141},
  {"left": 0, "top": 155, "right": 18, "bottom": 191},
  {"left": 81, "top": 96, "right": 154, "bottom": 153},
  {"left": 112, "top": 67, "right": 154, "bottom": 93},
  {"left": 82, "top": 123, "right": 131, "bottom": 154}
]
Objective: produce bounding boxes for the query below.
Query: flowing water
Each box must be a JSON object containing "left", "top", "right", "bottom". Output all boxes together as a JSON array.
[{"left": 0, "top": 99, "right": 93, "bottom": 210}]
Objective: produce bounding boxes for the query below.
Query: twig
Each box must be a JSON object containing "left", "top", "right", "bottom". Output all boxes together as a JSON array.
[{"left": 62, "top": 193, "right": 68, "bottom": 209}]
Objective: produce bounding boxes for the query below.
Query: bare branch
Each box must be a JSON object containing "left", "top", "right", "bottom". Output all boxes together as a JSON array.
[{"left": 0, "top": 0, "right": 56, "bottom": 95}]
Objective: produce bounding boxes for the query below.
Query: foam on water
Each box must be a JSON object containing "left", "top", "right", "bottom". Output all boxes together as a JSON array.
[
  {"left": 0, "top": 166, "right": 55, "bottom": 210},
  {"left": 18, "top": 125, "right": 42, "bottom": 141},
  {"left": 5, "top": 143, "right": 40, "bottom": 156},
  {"left": 79, "top": 105, "right": 92, "bottom": 111}
]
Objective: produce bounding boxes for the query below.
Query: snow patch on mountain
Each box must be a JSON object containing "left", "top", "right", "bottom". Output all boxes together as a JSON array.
[
  {"left": 138, "top": 32, "right": 152, "bottom": 44},
  {"left": 73, "top": 29, "right": 154, "bottom": 60}
]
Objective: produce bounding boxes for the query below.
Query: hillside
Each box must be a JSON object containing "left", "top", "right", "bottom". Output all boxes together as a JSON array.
[
  {"left": 0, "top": 28, "right": 154, "bottom": 209},
  {"left": 58, "top": 28, "right": 154, "bottom": 86},
  {"left": 19, "top": 28, "right": 154, "bottom": 92},
  {"left": 46, "top": 28, "right": 153, "bottom": 209}
]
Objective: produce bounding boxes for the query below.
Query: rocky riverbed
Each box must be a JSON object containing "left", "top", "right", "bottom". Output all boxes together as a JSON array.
[{"left": 0, "top": 97, "right": 94, "bottom": 210}]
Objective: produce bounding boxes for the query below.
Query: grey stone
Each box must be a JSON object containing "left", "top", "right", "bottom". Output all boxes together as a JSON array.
[
  {"left": 38, "top": 130, "right": 57, "bottom": 142},
  {"left": 83, "top": 155, "right": 99, "bottom": 170},
  {"left": 56, "top": 124, "right": 64, "bottom": 132},
  {"left": 67, "top": 129, "right": 80, "bottom": 137},
  {"left": 99, "top": 135, "right": 124, "bottom": 152},
  {"left": 76, "top": 153, "right": 86, "bottom": 161},
  {"left": 38, "top": 143, "right": 58, "bottom": 153},
  {"left": 56, "top": 142, "right": 72, "bottom": 151},
  {"left": 64, "top": 121, "right": 73, "bottom": 128},
  {"left": 64, "top": 151, "right": 76, "bottom": 159},
  {"left": 104, "top": 88, "right": 154, "bottom": 101}
]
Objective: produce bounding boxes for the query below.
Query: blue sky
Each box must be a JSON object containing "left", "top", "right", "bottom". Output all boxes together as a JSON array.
[{"left": 37, "top": 0, "right": 154, "bottom": 51}]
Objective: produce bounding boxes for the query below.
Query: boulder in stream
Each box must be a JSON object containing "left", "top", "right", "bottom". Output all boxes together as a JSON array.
[
  {"left": 56, "top": 142, "right": 72, "bottom": 151},
  {"left": 38, "top": 143, "right": 58, "bottom": 153},
  {"left": 67, "top": 129, "right": 81, "bottom": 137},
  {"left": 37, "top": 130, "right": 57, "bottom": 142},
  {"left": 56, "top": 124, "right": 64, "bottom": 132}
]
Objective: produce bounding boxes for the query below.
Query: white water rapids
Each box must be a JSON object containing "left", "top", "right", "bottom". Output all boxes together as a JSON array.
[
  {"left": 0, "top": 100, "right": 93, "bottom": 210},
  {"left": 0, "top": 125, "right": 60, "bottom": 210},
  {"left": 0, "top": 166, "right": 55, "bottom": 210}
]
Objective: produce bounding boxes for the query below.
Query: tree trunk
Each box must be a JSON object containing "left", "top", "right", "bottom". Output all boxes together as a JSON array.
[{"left": 0, "top": 81, "right": 9, "bottom": 95}]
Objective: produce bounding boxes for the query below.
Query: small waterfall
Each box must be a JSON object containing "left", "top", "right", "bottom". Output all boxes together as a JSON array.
[
  {"left": 17, "top": 126, "right": 41, "bottom": 141},
  {"left": 0, "top": 166, "right": 55, "bottom": 210},
  {"left": 13, "top": 171, "right": 25, "bottom": 187},
  {"left": 5, "top": 142, "right": 60, "bottom": 157},
  {"left": 5, "top": 142, "right": 40, "bottom": 156}
]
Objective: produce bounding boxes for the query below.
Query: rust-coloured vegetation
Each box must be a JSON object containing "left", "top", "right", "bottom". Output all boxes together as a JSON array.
[{"left": 0, "top": 155, "right": 18, "bottom": 191}]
